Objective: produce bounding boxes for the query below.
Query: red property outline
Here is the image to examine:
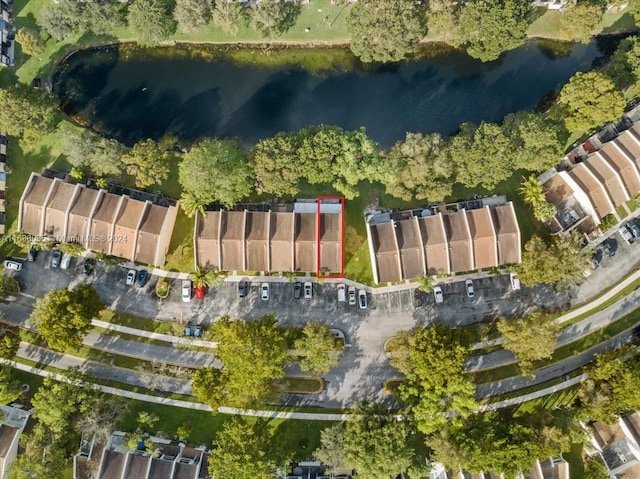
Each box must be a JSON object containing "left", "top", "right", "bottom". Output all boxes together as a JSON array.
[{"left": 316, "top": 196, "right": 345, "bottom": 279}]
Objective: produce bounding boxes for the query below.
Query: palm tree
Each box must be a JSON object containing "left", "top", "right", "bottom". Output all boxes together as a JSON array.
[
  {"left": 180, "top": 192, "right": 206, "bottom": 218},
  {"left": 518, "top": 174, "right": 545, "bottom": 207},
  {"left": 191, "top": 268, "right": 226, "bottom": 289}
]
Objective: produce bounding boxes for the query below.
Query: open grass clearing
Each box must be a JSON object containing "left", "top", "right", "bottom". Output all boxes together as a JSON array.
[{"left": 281, "top": 376, "right": 324, "bottom": 394}]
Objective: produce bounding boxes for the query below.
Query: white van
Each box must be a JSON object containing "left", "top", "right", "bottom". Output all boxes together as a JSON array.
[
  {"left": 337, "top": 284, "right": 346, "bottom": 302},
  {"left": 510, "top": 272, "right": 521, "bottom": 291},
  {"left": 60, "top": 253, "right": 72, "bottom": 270}
]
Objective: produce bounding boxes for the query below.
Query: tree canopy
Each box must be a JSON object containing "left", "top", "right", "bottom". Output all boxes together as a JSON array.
[
  {"left": 294, "top": 321, "right": 340, "bottom": 376},
  {"left": 0, "top": 365, "right": 21, "bottom": 405},
  {"left": 16, "top": 28, "right": 45, "bottom": 56},
  {"left": 0, "top": 85, "right": 58, "bottom": 140},
  {"left": 607, "top": 36, "right": 640, "bottom": 89},
  {"left": 62, "top": 129, "right": 124, "bottom": 177},
  {"left": 395, "top": 324, "right": 477, "bottom": 435},
  {"left": 459, "top": 0, "right": 531, "bottom": 62},
  {"left": 559, "top": 71, "right": 626, "bottom": 133},
  {"left": 212, "top": 1, "right": 247, "bottom": 36},
  {"left": 383, "top": 133, "right": 453, "bottom": 202},
  {"left": 497, "top": 313, "right": 559, "bottom": 376},
  {"left": 578, "top": 347, "right": 640, "bottom": 424},
  {"left": 208, "top": 417, "right": 281, "bottom": 479},
  {"left": 0, "top": 325, "right": 20, "bottom": 360},
  {"left": 30, "top": 285, "right": 103, "bottom": 352},
  {"left": 173, "top": 0, "right": 211, "bottom": 33},
  {"left": 178, "top": 138, "right": 252, "bottom": 209},
  {"left": 347, "top": 0, "right": 428, "bottom": 63},
  {"left": 0, "top": 275, "right": 19, "bottom": 302},
  {"left": 559, "top": 1, "right": 604, "bottom": 44},
  {"left": 193, "top": 314, "right": 288, "bottom": 408},
  {"left": 38, "top": 0, "right": 124, "bottom": 39},
  {"left": 250, "top": 1, "right": 300, "bottom": 38},
  {"left": 122, "top": 139, "right": 170, "bottom": 188},
  {"left": 128, "top": 0, "right": 176, "bottom": 47}
]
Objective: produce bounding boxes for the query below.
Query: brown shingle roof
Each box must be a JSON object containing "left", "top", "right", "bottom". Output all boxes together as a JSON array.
[
  {"left": 196, "top": 211, "right": 221, "bottom": 270},
  {"left": 67, "top": 188, "right": 100, "bottom": 241},
  {"left": 220, "top": 211, "right": 245, "bottom": 271},
  {"left": 0, "top": 425, "right": 18, "bottom": 459},
  {"left": 148, "top": 458, "right": 173, "bottom": 479},
  {"left": 491, "top": 203, "right": 521, "bottom": 265},
  {"left": 122, "top": 454, "right": 150, "bottom": 479},
  {"left": 443, "top": 211, "right": 473, "bottom": 273},
  {"left": 98, "top": 450, "right": 126, "bottom": 479},
  {"left": 319, "top": 213, "right": 341, "bottom": 274},
  {"left": 396, "top": 217, "right": 425, "bottom": 280},
  {"left": 43, "top": 181, "right": 77, "bottom": 238},
  {"left": 419, "top": 214, "right": 450, "bottom": 275},
  {"left": 586, "top": 153, "right": 629, "bottom": 206},
  {"left": 568, "top": 163, "right": 615, "bottom": 218},
  {"left": 466, "top": 207, "right": 497, "bottom": 270},
  {"left": 89, "top": 194, "right": 123, "bottom": 253},
  {"left": 136, "top": 204, "right": 168, "bottom": 265},
  {"left": 112, "top": 198, "right": 145, "bottom": 260},
  {"left": 370, "top": 222, "right": 402, "bottom": 283},
  {"left": 544, "top": 173, "right": 575, "bottom": 205},
  {"left": 599, "top": 142, "right": 640, "bottom": 197},
  {"left": 246, "top": 211, "right": 269, "bottom": 272},
  {"left": 21, "top": 174, "right": 54, "bottom": 235},
  {"left": 616, "top": 123, "right": 640, "bottom": 172},
  {"left": 294, "top": 213, "right": 317, "bottom": 272},
  {"left": 270, "top": 212, "right": 294, "bottom": 272}
]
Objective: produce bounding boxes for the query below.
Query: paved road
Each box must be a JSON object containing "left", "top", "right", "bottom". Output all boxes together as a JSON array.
[{"left": 16, "top": 342, "right": 193, "bottom": 395}]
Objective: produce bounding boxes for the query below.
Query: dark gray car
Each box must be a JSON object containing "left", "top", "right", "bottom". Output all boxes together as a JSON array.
[{"left": 51, "top": 249, "right": 62, "bottom": 268}]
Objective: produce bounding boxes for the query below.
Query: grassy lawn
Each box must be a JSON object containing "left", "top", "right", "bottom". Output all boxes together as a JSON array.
[
  {"left": 281, "top": 376, "right": 324, "bottom": 394},
  {"left": 527, "top": 8, "right": 636, "bottom": 39},
  {"left": 99, "top": 309, "right": 184, "bottom": 334}
]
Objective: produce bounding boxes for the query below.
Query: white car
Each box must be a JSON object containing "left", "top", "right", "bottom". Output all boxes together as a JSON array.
[
  {"left": 181, "top": 280, "right": 192, "bottom": 303},
  {"left": 261, "top": 282, "right": 270, "bottom": 301},
  {"left": 337, "top": 284, "right": 346, "bottom": 302},
  {"left": 465, "top": 279, "right": 474, "bottom": 298},
  {"left": 348, "top": 286, "right": 356, "bottom": 305},
  {"left": 510, "top": 272, "right": 521, "bottom": 291},
  {"left": 304, "top": 281, "right": 313, "bottom": 300},
  {"left": 433, "top": 286, "right": 443, "bottom": 304},
  {"left": 126, "top": 269, "right": 137, "bottom": 286},
  {"left": 3, "top": 260, "right": 22, "bottom": 271},
  {"left": 358, "top": 289, "right": 367, "bottom": 309},
  {"left": 60, "top": 253, "right": 72, "bottom": 270}
]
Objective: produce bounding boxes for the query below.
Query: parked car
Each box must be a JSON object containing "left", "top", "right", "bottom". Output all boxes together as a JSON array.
[
  {"left": 433, "top": 285, "right": 443, "bottom": 304},
  {"left": 619, "top": 225, "right": 634, "bottom": 245},
  {"left": 510, "top": 272, "right": 521, "bottom": 291},
  {"left": 465, "top": 279, "right": 474, "bottom": 298},
  {"left": 348, "top": 286, "right": 356, "bottom": 306},
  {"left": 603, "top": 239, "right": 617, "bottom": 257},
  {"left": 185, "top": 325, "right": 192, "bottom": 337},
  {"left": 125, "top": 269, "right": 137, "bottom": 286},
  {"left": 50, "top": 249, "right": 62, "bottom": 268},
  {"left": 83, "top": 258, "right": 95, "bottom": 275},
  {"left": 60, "top": 253, "right": 72, "bottom": 270},
  {"left": 238, "top": 281, "right": 247, "bottom": 298},
  {"left": 181, "top": 280, "right": 192, "bottom": 303},
  {"left": 337, "top": 284, "right": 346, "bottom": 302},
  {"left": 136, "top": 270, "right": 148, "bottom": 288},
  {"left": 628, "top": 220, "right": 640, "bottom": 239},
  {"left": 195, "top": 286, "right": 205, "bottom": 301},
  {"left": 293, "top": 282, "right": 302, "bottom": 299},
  {"left": 590, "top": 249, "right": 603, "bottom": 269},
  {"left": 3, "top": 260, "right": 22, "bottom": 271},
  {"left": 358, "top": 289, "right": 367, "bottom": 309},
  {"left": 193, "top": 325, "right": 202, "bottom": 338},
  {"left": 261, "top": 282, "right": 269, "bottom": 301},
  {"left": 27, "top": 247, "right": 38, "bottom": 262},
  {"left": 304, "top": 281, "right": 313, "bottom": 300}
]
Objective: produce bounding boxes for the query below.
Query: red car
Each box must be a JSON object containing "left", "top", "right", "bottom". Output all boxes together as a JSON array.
[{"left": 195, "top": 286, "right": 205, "bottom": 300}]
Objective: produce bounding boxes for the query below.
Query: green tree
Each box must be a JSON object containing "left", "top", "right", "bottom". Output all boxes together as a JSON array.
[
  {"left": 250, "top": 1, "right": 300, "bottom": 38},
  {"left": 191, "top": 267, "right": 219, "bottom": 289},
  {"left": 427, "top": 9, "right": 463, "bottom": 48},
  {"left": 16, "top": 28, "right": 45, "bottom": 56},
  {"left": 607, "top": 36, "right": 640, "bottom": 89},
  {"left": 137, "top": 411, "right": 159, "bottom": 431},
  {"left": 58, "top": 242, "right": 85, "bottom": 257},
  {"left": 516, "top": 232, "right": 591, "bottom": 288},
  {"left": 174, "top": 0, "right": 211, "bottom": 33},
  {"left": 578, "top": 347, "right": 640, "bottom": 423},
  {"left": 208, "top": 417, "right": 280, "bottom": 479},
  {"left": 344, "top": 403, "right": 427, "bottom": 479},
  {"left": 583, "top": 456, "right": 610, "bottom": 479},
  {"left": 559, "top": 1, "right": 604, "bottom": 44},
  {"left": 180, "top": 192, "right": 206, "bottom": 218},
  {"left": 533, "top": 201, "right": 557, "bottom": 221},
  {"left": 0, "top": 325, "right": 20, "bottom": 360},
  {"left": 294, "top": 322, "right": 340, "bottom": 376},
  {"left": 0, "top": 275, "right": 20, "bottom": 301},
  {"left": 448, "top": 121, "right": 516, "bottom": 190},
  {"left": 82, "top": 1, "right": 127, "bottom": 35},
  {"left": 0, "top": 85, "right": 58, "bottom": 140},
  {"left": 122, "top": 139, "right": 170, "bottom": 188},
  {"left": 459, "top": 0, "right": 531, "bottom": 62},
  {"left": 74, "top": 396, "right": 125, "bottom": 444},
  {"left": 383, "top": 133, "right": 453, "bottom": 202},
  {"left": 7, "top": 445, "right": 66, "bottom": 479},
  {"left": 502, "top": 111, "right": 564, "bottom": 172},
  {"left": 179, "top": 139, "right": 253, "bottom": 209},
  {"left": 38, "top": 0, "right": 84, "bottom": 40},
  {"left": 192, "top": 366, "right": 224, "bottom": 410},
  {"left": 211, "top": 1, "right": 247, "bottom": 36},
  {"left": 128, "top": 0, "right": 176, "bottom": 47},
  {"left": 314, "top": 424, "right": 349, "bottom": 474},
  {"left": 253, "top": 132, "right": 304, "bottom": 197},
  {"left": 0, "top": 365, "right": 21, "bottom": 405},
  {"left": 559, "top": 71, "right": 625, "bottom": 133},
  {"left": 29, "top": 285, "right": 103, "bottom": 352},
  {"left": 61, "top": 129, "right": 124, "bottom": 177},
  {"left": 395, "top": 324, "right": 477, "bottom": 435},
  {"left": 199, "top": 314, "right": 289, "bottom": 407},
  {"left": 497, "top": 313, "right": 559, "bottom": 375},
  {"left": 347, "top": 0, "right": 428, "bottom": 63},
  {"left": 518, "top": 174, "right": 546, "bottom": 208}
]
